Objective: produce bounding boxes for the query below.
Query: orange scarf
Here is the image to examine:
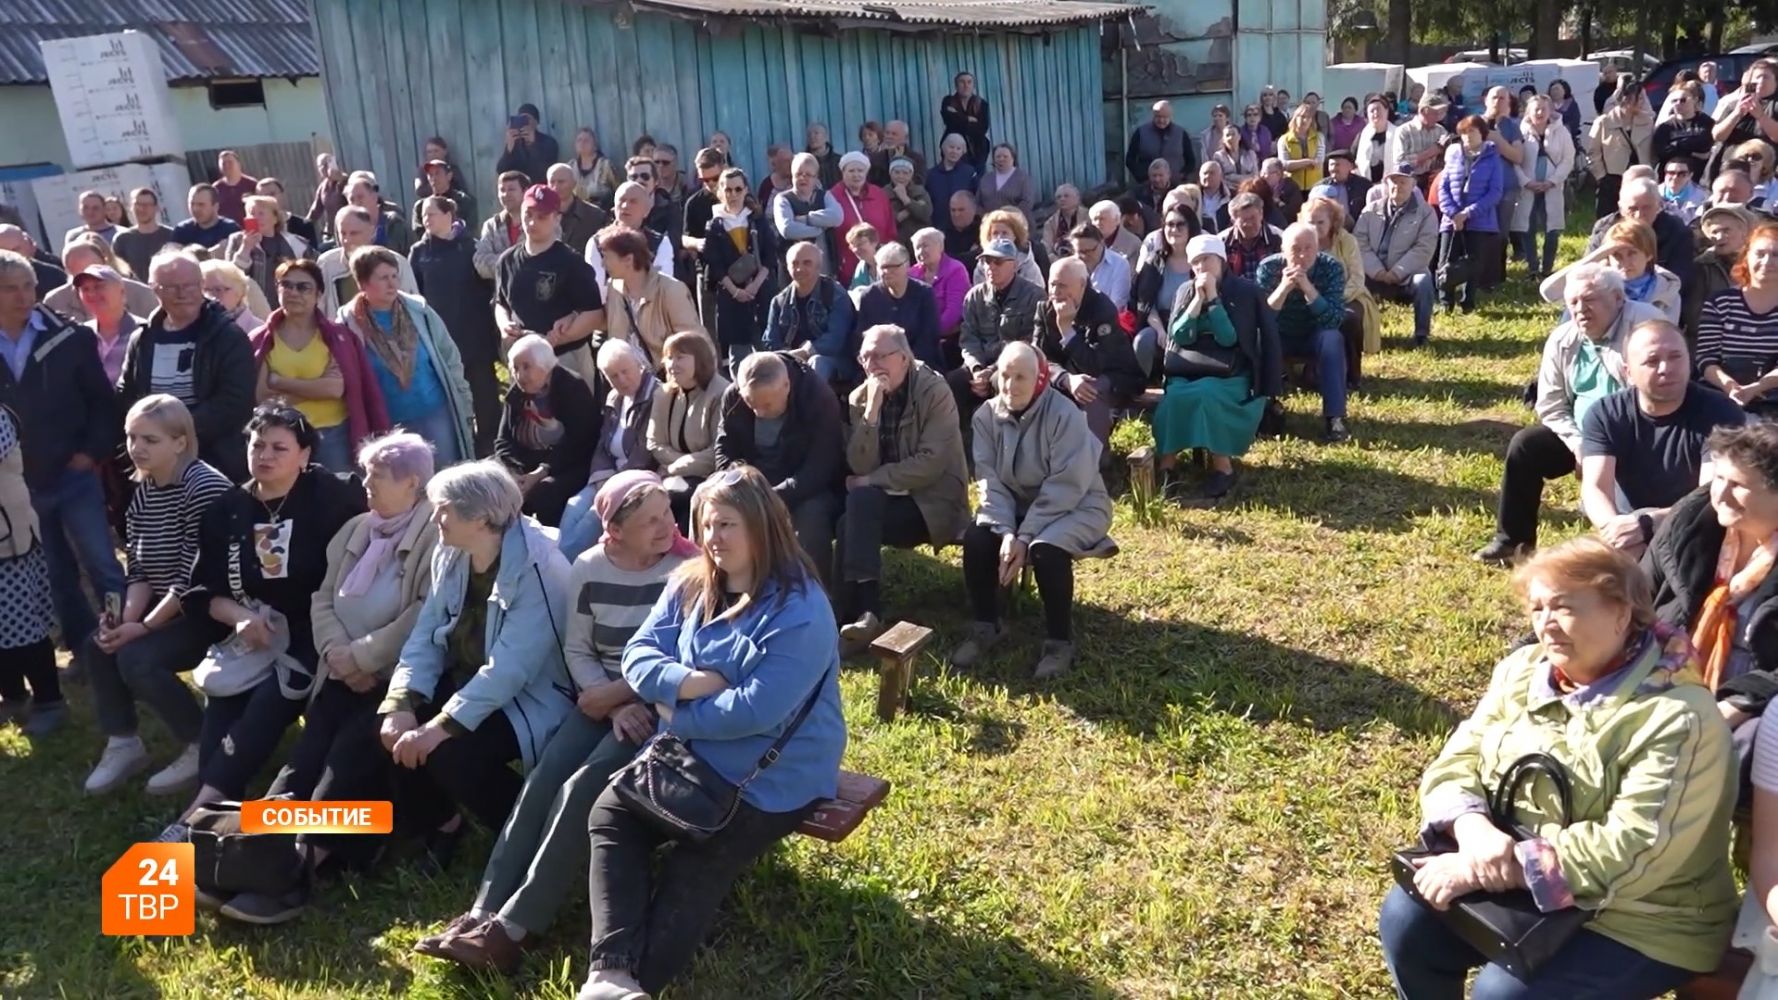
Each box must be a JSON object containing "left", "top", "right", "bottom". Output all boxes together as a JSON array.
[{"left": 1690, "top": 529, "right": 1778, "bottom": 691}]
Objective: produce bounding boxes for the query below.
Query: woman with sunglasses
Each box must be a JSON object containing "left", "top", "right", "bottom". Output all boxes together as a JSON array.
[
  {"left": 248, "top": 260, "right": 389, "bottom": 473},
  {"left": 699, "top": 167, "right": 773, "bottom": 374},
  {"left": 1238, "top": 105, "right": 1275, "bottom": 166}
]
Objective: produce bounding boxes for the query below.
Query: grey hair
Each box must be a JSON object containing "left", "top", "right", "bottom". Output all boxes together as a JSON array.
[
  {"left": 614, "top": 181, "right": 647, "bottom": 203},
  {"left": 1088, "top": 199, "right": 1121, "bottom": 223},
  {"left": 874, "top": 241, "right": 911, "bottom": 267},
  {"left": 426, "top": 459, "right": 524, "bottom": 532},
  {"left": 941, "top": 133, "right": 967, "bottom": 152},
  {"left": 911, "top": 227, "right": 945, "bottom": 252},
  {"left": 1229, "top": 192, "right": 1264, "bottom": 213},
  {"left": 358, "top": 430, "right": 435, "bottom": 485},
  {"left": 1049, "top": 256, "right": 1088, "bottom": 283},
  {"left": 736, "top": 350, "right": 788, "bottom": 389},
  {"left": 785, "top": 240, "right": 820, "bottom": 266},
  {"left": 1261, "top": 157, "right": 1285, "bottom": 172},
  {"left": 860, "top": 323, "right": 914, "bottom": 362},
  {"left": 546, "top": 162, "right": 575, "bottom": 183},
  {"left": 335, "top": 205, "right": 374, "bottom": 230},
  {"left": 1148, "top": 157, "right": 1172, "bottom": 174},
  {"left": 148, "top": 249, "right": 201, "bottom": 280},
  {"left": 1282, "top": 221, "right": 1319, "bottom": 247},
  {"left": 1620, "top": 177, "right": 1661, "bottom": 204},
  {"left": 0, "top": 249, "right": 34, "bottom": 284},
  {"left": 596, "top": 337, "right": 650, "bottom": 374},
  {"left": 507, "top": 333, "right": 557, "bottom": 370},
  {"left": 1565, "top": 261, "right": 1626, "bottom": 300},
  {"left": 1055, "top": 183, "right": 1080, "bottom": 199},
  {"left": 999, "top": 340, "right": 1041, "bottom": 372}
]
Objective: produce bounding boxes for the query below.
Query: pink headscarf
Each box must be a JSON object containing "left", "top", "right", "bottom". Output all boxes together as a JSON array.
[{"left": 595, "top": 470, "right": 698, "bottom": 558}]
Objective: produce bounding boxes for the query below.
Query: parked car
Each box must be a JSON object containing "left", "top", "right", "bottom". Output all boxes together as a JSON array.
[
  {"left": 1447, "top": 47, "right": 1528, "bottom": 65},
  {"left": 1642, "top": 47, "right": 1778, "bottom": 116},
  {"left": 1588, "top": 49, "right": 1662, "bottom": 74}
]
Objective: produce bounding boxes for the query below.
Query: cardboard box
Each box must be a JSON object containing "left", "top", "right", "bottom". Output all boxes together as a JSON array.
[
  {"left": 40, "top": 31, "right": 185, "bottom": 170},
  {"left": 32, "top": 162, "right": 193, "bottom": 251}
]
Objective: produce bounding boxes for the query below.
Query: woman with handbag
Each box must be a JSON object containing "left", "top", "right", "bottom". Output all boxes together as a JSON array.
[
  {"left": 699, "top": 167, "right": 772, "bottom": 375},
  {"left": 83, "top": 395, "right": 236, "bottom": 795},
  {"left": 599, "top": 226, "right": 707, "bottom": 370},
  {"left": 1437, "top": 116, "right": 1507, "bottom": 314},
  {"left": 577, "top": 465, "right": 843, "bottom": 1000},
  {"left": 1380, "top": 537, "right": 1738, "bottom": 998},
  {"left": 171, "top": 403, "right": 366, "bottom": 830}
]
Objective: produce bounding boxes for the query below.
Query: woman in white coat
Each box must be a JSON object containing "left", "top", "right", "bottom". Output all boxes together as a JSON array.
[
  {"left": 1510, "top": 95, "right": 1576, "bottom": 281},
  {"left": 1352, "top": 96, "right": 1397, "bottom": 186}
]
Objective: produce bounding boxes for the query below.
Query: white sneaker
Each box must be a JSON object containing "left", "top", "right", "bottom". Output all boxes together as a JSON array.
[
  {"left": 84, "top": 738, "right": 150, "bottom": 795},
  {"left": 577, "top": 969, "right": 650, "bottom": 1000},
  {"left": 145, "top": 744, "right": 201, "bottom": 796}
]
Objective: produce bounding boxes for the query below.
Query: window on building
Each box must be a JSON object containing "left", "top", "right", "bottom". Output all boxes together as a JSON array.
[{"left": 206, "top": 78, "right": 265, "bottom": 109}]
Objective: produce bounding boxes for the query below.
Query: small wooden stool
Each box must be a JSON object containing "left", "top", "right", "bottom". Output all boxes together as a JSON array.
[
  {"left": 797, "top": 770, "right": 892, "bottom": 842},
  {"left": 1126, "top": 445, "right": 1156, "bottom": 501},
  {"left": 870, "top": 621, "right": 934, "bottom": 722}
]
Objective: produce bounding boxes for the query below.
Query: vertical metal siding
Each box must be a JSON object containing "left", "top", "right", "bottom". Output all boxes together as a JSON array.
[{"left": 313, "top": 0, "right": 1106, "bottom": 211}]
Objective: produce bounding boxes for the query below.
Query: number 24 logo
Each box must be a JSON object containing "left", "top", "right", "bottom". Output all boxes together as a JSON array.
[{"left": 137, "top": 857, "right": 179, "bottom": 886}]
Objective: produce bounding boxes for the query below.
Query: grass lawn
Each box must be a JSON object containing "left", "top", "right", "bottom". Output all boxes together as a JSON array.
[{"left": 1, "top": 230, "right": 1607, "bottom": 999}]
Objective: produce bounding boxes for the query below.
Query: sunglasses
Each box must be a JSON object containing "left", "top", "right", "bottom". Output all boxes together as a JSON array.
[{"left": 628, "top": 173, "right": 652, "bottom": 182}]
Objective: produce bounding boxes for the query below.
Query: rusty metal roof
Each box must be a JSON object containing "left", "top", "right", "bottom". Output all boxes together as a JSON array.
[
  {"left": 628, "top": 0, "right": 1143, "bottom": 29},
  {"left": 0, "top": 0, "right": 318, "bottom": 85}
]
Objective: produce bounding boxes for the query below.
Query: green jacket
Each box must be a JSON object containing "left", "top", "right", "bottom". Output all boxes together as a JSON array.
[{"left": 1417, "top": 630, "right": 1737, "bottom": 972}]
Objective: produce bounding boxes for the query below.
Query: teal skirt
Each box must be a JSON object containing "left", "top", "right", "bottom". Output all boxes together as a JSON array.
[{"left": 1152, "top": 374, "right": 1265, "bottom": 458}]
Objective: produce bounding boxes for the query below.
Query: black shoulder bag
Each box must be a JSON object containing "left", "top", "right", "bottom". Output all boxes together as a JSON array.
[
  {"left": 1391, "top": 752, "right": 1592, "bottom": 980},
  {"left": 1436, "top": 161, "right": 1475, "bottom": 293},
  {"left": 611, "top": 664, "right": 831, "bottom": 844}
]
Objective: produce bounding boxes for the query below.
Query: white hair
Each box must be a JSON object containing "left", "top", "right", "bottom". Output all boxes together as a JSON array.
[
  {"left": 860, "top": 323, "right": 914, "bottom": 362},
  {"left": 615, "top": 181, "right": 648, "bottom": 204},
  {"left": 911, "top": 227, "right": 945, "bottom": 252},
  {"left": 1049, "top": 256, "right": 1088, "bottom": 284},
  {"left": 597, "top": 337, "right": 651, "bottom": 375},
  {"left": 1282, "top": 221, "right": 1319, "bottom": 248},
  {"left": 785, "top": 241, "right": 820, "bottom": 266},
  {"left": 1620, "top": 177, "right": 1661, "bottom": 204},
  {"left": 1566, "top": 261, "right": 1626, "bottom": 300},
  {"left": 427, "top": 460, "right": 524, "bottom": 532},
  {"left": 546, "top": 162, "right": 575, "bottom": 184},
  {"left": 1088, "top": 200, "right": 1121, "bottom": 224},
  {"left": 874, "top": 241, "right": 910, "bottom": 267},
  {"left": 736, "top": 350, "right": 788, "bottom": 389},
  {"left": 507, "top": 333, "right": 557, "bottom": 370},
  {"left": 941, "top": 133, "right": 967, "bottom": 153},
  {"left": 791, "top": 151, "right": 819, "bottom": 175}
]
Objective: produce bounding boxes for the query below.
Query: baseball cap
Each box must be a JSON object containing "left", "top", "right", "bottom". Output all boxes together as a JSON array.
[
  {"left": 73, "top": 264, "right": 123, "bottom": 288},
  {"left": 981, "top": 237, "right": 1019, "bottom": 260},
  {"left": 1185, "top": 234, "right": 1226, "bottom": 263},
  {"left": 1419, "top": 94, "right": 1449, "bottom": 110},
  {"left": 522, "top": 184, "right": 561, "bottom": 214},
  {"left": 424, "top": 159, "right": 451, "bottom": 172},
  {"left": 1386, "top": 159, "right": 1415, "bottom": 178}
]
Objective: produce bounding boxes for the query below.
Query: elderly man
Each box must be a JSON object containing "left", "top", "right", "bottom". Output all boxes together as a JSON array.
[
  {"left": 1314, "top": 151, "right": 1370, "bottom": 231},
  {"left": 0, "top": 249, "right": 125, "bottom": 673},
  {"left": 1256, "top": 222, "right": 1351, "bottom": 443},
  {"left": 1259, "top": 157, "right": 1305, "bottom": 223},
  {"left": 1388, "top": 95, "right": 1450, "bottom": 192},
  {"left": 1135, "top": 158, "right": 1174, "bottom": 225},
  {"left": 1035, "top": 256, "right": 1143, "bottom": 450},
  {"left": 1580, "top": 320, "right": 1744, "bottom": 559},
  {"left": 1090, "top": 198, "right": 1144, "bottom": 271},
  {"left": 495, "top": 185, "right": 605, "bottom": 386},
  {"left": 1041, "top": 184, "right": 1087, "bottom": 258},
  {"left": 714, "top": 350, "right": 844, "bottom": 577},
  {"left": 1126, "top": 100, "right": 1195, "bottom": 187},
  {"left": 319, "top": 206, "right": 418, "bottom": 314},
  {"left": 1219, "top": 192, "right": 1283, "bottom": 280},
  {"left": 0, "top": 227, "right": 65, "bottom": 303},
  {"left": 1689, "top": 204, "right": 1754, "bottom": 342},
  {"left": 853, "top": 242, "right": 944, "bottom": 370},
  {"left": 171, "top": 184, "right": 240, "bottom": 250},
  {"left": 64, "top": 190, "right": 118, "bottom": 248},
  {"left": 475, "top": 170, "right": 531, "bottom": 280},
  {"left": 1354, "top": 161, "right": 1439, "bottom": 346},
  {"left": 836, "top": 323, "right": 968, "bottom": 645},
  {"left": 74, "top": 265, "right": 140, "bottom": 384},
  {"left": 306, "top": 153, "right": 348, "bottom": 243},
  {"left": 764, "top": 241, "right": 855, "bottom": 388},
  {"left": 947, "top": 191, "right": 984, "bottom": 269},
  {"left": 345, "top": 174, "right": 411, "bottom": 255},
  {"left": 117, "top": 251, "right": 256, "bottom": 482},
  {"left": 545, "top": 163, "right": 609, "bottom": 257},
  {"left": 758, "top": 144, "right": 795, "bottom": 204},
  {"left": 1587, "top": 177, "right": 1697, "bottom": 294},
  {"left": 868, "top": 120, "right": 928, "bottom": 186},
  {"left": 212, "top": 150, "right": 258, "bottom": 225},
  {"left": 1708, "top": 168, "right": 1758, "bottom": 213},
  {"left": 1067, "top": 222, "right": 1133, "bottom": 317},
  {"left": 1474, "top": 264, "right": 1666, "bottom": 564},
  {"left": 584, "top": 181, "right": 675, "bottom": 296},
  {"left": 1198, "top": 161, "right": 1234, "bottom": 233},
  {"left": 950, "top": 238, "right": 1044, "bottom": 436},
  {"left": 1659, "top": 156, "right": 1708, "bottom": 225}
]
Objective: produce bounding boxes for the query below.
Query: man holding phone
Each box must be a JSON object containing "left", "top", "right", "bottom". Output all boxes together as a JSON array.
[{"left": 497, "top": 103, "right": 561, "bottom": 190}]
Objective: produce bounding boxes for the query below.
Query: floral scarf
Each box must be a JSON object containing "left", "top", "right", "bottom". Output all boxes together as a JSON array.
[
  {"left": 354, "top": 295, "right": 420, "bottom": 390},
  {"left": 1691, "top": 530, "right": 1778, "bottom": 692}
]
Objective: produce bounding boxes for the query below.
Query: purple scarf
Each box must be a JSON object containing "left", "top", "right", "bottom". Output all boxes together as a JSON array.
[{"left": 339, "top": 505, "right": 423, "bottom": 597}]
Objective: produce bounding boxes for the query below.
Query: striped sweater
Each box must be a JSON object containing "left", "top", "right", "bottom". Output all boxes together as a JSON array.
[
  {"left": 563, "top": 545, "right": 688, "bottom": 690},
  {"left": 124, "top": 460, "right": 235, "bottom": 600}
]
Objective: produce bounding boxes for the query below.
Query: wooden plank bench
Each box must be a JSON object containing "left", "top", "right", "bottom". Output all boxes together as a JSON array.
[
  {"left": 1675, "top": 948, "right": 1752, "bottom": 1000},
  {"left": 1127, "top": 445, "right": 1156, "bottom": 501},
  {"left": 871, "top": 621, "right": 934, "bottom": 723},
  {"left": 797, "top": 770, "right": 892, "bottom": 842}
]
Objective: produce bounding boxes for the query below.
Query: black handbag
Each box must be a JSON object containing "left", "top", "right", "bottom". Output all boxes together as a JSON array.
[
  {"left": 1436, "top": 231, "right": 1472, "bottom": 292},
  {"left": 610, "top": 666, "right": 830, "bottom": 844},
  {"left": 1391, "top": 752, "right": 1592, "bottom": 981},
  {"left": 187, "top": 800, "right": 307, "bottom": 897},
  {"left": 1164, "top": 347, "right": 1238, "bottom": 379}
]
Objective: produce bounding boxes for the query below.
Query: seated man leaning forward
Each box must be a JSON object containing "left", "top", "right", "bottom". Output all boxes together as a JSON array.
[
  {"left": 1474, "top": 263, "right": 1667, "bottom": 565},
  {"left": 834, "top": 324, "right": 969, "bottom": 650},
  {"left": 1032, "top": 256, "right": 1144, "bottom": 452},
  {"left": 1254, "top": 221, "right": 1352, "bottom": 443}
]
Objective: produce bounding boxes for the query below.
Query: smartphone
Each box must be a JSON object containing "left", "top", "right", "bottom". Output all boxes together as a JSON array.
[
  {"left": 509, "top": 115, "right": 528, "bottom": 130},
  {"left": 242, "top": 216, "right": 260, "bottom": 235},
  {"left": 104, "top": 592, "right": 121, "bottom": 629}
]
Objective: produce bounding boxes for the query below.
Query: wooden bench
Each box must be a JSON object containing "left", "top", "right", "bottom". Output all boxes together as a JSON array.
[
  {"left": 870, "top": 621, "right": 934, "bottom": 723},
  {"left": 1675, "top": 948, "right": 1752, "bottom": 1000},
  {"left": 797, "top": 770, "right": 892, "bottom": 842},
  {"left": 1126, "top": 445, "right": 1156, "bottom": 501}
]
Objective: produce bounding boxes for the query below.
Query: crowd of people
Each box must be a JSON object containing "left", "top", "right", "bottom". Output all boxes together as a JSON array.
[{"left": 9, "top": 57, "right": 1778, "bottom": 997}]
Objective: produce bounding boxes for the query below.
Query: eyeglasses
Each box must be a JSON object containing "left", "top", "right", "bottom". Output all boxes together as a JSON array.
[
  {"left": 277, "top": 280, "right": 317, "bottom": 293},
  {"left": 153, "top": 281, "right": 201, "bottom": 295},
  {"left": 857, "top": 347, "right": 899, "bottom": 365},
  {"left": 628, "top": 173, "right": 652, "bottom": 182},
  {"left": 723, "top": 185, "right": 747, "bottom": 194}
]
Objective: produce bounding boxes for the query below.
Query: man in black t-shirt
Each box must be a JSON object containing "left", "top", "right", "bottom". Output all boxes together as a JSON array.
[
  {"left": 494, "top": 184, "right": 605, "bottom": 386},
  {"left": 1580, "top": 319, "right": 1745, "bottom": 557},
  {"left": 679, "top": 146, "right": 728, "bottom": 328}
]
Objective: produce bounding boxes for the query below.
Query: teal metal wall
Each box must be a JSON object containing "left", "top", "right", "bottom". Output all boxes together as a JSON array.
[{"left": 311, "top": 0, "right": 1109, "bottom": 209}]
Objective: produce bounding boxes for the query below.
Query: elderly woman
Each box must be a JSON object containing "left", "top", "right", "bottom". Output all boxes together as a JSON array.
[
  {"left": 1304, "top": 195, "right": 1380, "bottom": 384},
  {"left": 558, "top": 340, "right": 663, "bottom": 561},
  {"left": 223, "top": 194, "right": 313, "bottom": 305},
  {"left": 926, "top": 134, "right": 980, "bottom": 237},
  {"left": 1256, "top": 222, "right": 1352, "bottom": 443},
  {"left": 1540, "top": 219, "right": 1682, "bottom": 324},
  {"left": 572, "top": 127, "right": 622, "bottom": 207},
  {"left": 1277, "top": 104, "right": 1326, "bottom": 191},
  {"left": 971, "top": 207, "right": 1046, "bottom": 287},
  {"left": 770, "top": 152, "right": 842, "bottom": 278},
  {"left": 832, "top": 151, "right": 896, "bottom": 283},
  {"left": 337, "top": 246, "right": 475, "bottom": 465},
  {"left": 1354, "top": 96, "right": 1397, "bottom": 184},
  {"left": 209, "top": 432, "right": 441, "bottom": 924},
  {"left": 1699, "top": 221, "right": 1778, "bottom": 415},
  {"left": 493, "top": 334, "right": 601, "bottom": 527},
  {"left": 1513, "top": 94, "right": 1578, "bottom": 281},
  {"left": 951, "top": 342, "right": 1115, "bottom": 680},
  {"left": 648, "top": 330, "right": 731, "bottom": 528},
  {"left": 377, "top": 460, "right": 573, "bottom": 858},
  {"left": 599, "top": 225, "right": 706, "bottom": 369},
  {"left": 575, "top": 464, "right": 843, "bottom": 1000},
  {"left": 855, "top": 241, "right": 945, "bottom": 370},
  {"left": 1437, "top": 115, "right": 1507, "bottom": 313},
  {"left": 1381, "top": 537, "right": 1736, "bottom": 998},
  {"left": 250, "top": 259, "right": 389, "bottom": 473},
  {"left": 885, "top": 158, "right": 932, "bottom": 248},
  {"left": 911, "top": 227, "right": 968, "bottom": 354},
  {"left": 699, "top": 168, "right": 772, "bottom": 373},
  {"left": 82, "top": 395, "right": 236, "bottom": 793},
  {"left": 44, "top": 234, "right": 159, "bottom": 321},
  {"left": 1040, "top": 184, "right": 1086, "bottom": 258},
  {"left": 1153, "top": 234, "right": 1279, "bottom": 501},
  {"left": 0, "top": 405, "right": 58, "bottom": 735},
  {"left": 172, "top": 403, "right": 367, "bottom": 829},
  {"left": 977, "top": 142, "right": 1034, "bottom": 219},
  {"left": 1213, "top": 125, "right": 1261, "bottom": 188},
  {"left": 415, "top": 472, "right": 693, "bottom": 971},
  {"left": 201, "top": 257, "right": 272, "bottom": 330}
]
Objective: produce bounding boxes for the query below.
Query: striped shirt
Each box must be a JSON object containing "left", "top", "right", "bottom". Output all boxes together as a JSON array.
[
  {"left": 564, "top": 545, "right": 688, "bottom": 690},
  {"left": 124, "top": 460, "right": 235, "bottom": 600},
  {"left": 1696, "top": 289, "right": 1778, "bottom": 386}
]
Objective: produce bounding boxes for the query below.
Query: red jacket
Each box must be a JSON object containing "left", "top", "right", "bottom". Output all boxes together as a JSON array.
[
  {"left": 248, "top": 309, "right": 391, "bottom": 453},
  {"left": 833, "top": 181, "right": 896, "bottom": 280}
]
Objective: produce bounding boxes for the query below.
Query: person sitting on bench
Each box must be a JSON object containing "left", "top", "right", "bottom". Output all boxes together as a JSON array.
[
  {"left": 1033, "top": 256, "right": 1144, "bottom": 452},
  {"left": 1255, "top": 221, "right": 1352, "bottom": 443}
]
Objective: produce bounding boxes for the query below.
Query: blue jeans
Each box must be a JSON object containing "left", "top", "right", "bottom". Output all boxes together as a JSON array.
[
  {"left": 1282, "top": 328, "right": 1347, "bottom": 419},
  {"left": 1378, "top": 884, "right": 1693, "bottom": 1000},
  {"left": 32, "top": 466, "right": 126, "bottom": 648},
  {"left": 1367, "top": 274, "right": 1435, "bottom": 342},
  {"left": 394, "top": 405, "right": 461, "bottom": 468},
  {"left": 558, "top": 482, "right": 604, "bottom": 561},
  {"left": 311, "top": 423, "right": 353, "bottom": 473}
]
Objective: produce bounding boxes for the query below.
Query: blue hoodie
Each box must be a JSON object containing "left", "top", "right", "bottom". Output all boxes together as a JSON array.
[
  {"left": 1437, "top": 141, "right": 1504, "bottom": 233},
  {"left": 624, "top": 573, "right": 845, "bottom": 813}
]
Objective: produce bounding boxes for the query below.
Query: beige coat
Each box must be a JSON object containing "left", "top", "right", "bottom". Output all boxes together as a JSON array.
[
  {"left": 309, "top": 500, "right": 440, "bottom": 689},
  {"left": 846, "top": 363, "right": 970, "bottom": 546},
  {"left": 605, "top": 269, "right": 707, "bottom": 367},
  {"left": 1328, "top": 229, "right": 1381, "bottom": 354},
  {"left": 646, "top": 374, "right": 730, "bottom": 478},
  {"left": 1586, "top": 104, "right": 1655, "bottom": 179}
]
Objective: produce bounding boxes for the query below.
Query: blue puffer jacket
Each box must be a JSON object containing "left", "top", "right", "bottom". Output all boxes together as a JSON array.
[{"left": 1437, "top": 141, "right": 1505, "bottom": 233}]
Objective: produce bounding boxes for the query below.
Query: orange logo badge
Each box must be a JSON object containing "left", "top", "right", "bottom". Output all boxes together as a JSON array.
[{"left": 102, "top": 842, "right": 194, "bottom": 936}]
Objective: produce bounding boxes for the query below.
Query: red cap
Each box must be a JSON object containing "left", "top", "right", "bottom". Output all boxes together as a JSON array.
[{"left": 523, "top": 184, "right": 560, "bottom": 214}]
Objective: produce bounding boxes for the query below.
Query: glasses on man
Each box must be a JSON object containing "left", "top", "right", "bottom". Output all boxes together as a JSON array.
[
  {"left": 154, "top": 281, "right": 202, "bottom": 295},
  {"left": 628, "top": 172, "right": 652, "bottom": 183},
  {"left": 857, "top": 347, "right": 898, "bottom": 365},
  {"left": 277, "top": 280, "right": 317, "bottom": 293}
]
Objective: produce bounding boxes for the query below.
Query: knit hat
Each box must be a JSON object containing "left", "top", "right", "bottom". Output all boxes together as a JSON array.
[
  {"left": 594, "top": 471, "right": 698, "bottom": 558},
  {"left": 839, "top": 150, "right": 872, "bottom": 172},
  {"left": 1185, "top": 234, "right": 1226, "bottom": 263}
]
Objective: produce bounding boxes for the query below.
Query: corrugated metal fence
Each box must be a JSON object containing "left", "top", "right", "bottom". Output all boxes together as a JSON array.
[
  {"left": 311, "top": 0, "right": 1108, "bottom": 212},
  {"left": 185, "top": 140, "right": 323, "bottom": 216}
]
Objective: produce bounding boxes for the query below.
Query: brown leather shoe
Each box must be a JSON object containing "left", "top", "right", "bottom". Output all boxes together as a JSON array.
[
  {"left": 413, "top": 911, "right": 484, "bottom": 958},
  {"left": 437, "top": 917, "right": 523, "bottom": 973}
]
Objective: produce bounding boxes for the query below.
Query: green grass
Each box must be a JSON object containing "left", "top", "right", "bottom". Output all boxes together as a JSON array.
[{"left": 2, "top": 231, "right": 1605, "bottom": 999}]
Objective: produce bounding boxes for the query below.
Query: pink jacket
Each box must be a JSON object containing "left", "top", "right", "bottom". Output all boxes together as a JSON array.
[
  {"left": 833, "top": 181, "right": 896, "bottom": 280},
  {"left": 249, "top": 309, "right": 392, "bottom": 451},
  {"left": 911, "top": 255, "right": 969, "bottom": 339}
]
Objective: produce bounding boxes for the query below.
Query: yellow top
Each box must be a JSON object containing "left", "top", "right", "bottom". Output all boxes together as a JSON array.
[
  {"left": 268, "top": 333, "right": 347, "bottom": 428},
  {"left": 727, "top": 227, "right": 749, "bottom": 255}
]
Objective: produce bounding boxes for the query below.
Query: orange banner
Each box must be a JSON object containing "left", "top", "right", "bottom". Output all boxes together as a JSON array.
[
  {"left": 102, "top": 843, "right": 194, "bottom": 936},
  {"left": 240, "top": 800, "right": 393, "bottom": 835}
]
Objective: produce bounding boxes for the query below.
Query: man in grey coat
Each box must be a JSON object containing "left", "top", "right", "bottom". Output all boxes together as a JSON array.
[
  {"left": 1353, "top": 162, "right": 1439, "bottom": 345},
  {"left": 1125, "top": 101, "right": 1196, "bottom": 188}
]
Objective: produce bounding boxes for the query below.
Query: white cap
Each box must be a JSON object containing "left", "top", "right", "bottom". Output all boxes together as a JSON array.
[{"left": 1185, "top": 233, "right": 1226, "bottom": 263}]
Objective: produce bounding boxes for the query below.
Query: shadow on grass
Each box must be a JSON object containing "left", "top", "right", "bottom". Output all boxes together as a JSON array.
[
  {"left": 1356, "top": 373, "right": 1529, "bottom": 409},
  {"left": 1355, "top": 415, "right": 1524, "bottom": 456},
  {"left": 1231, "top": 454, "right": 1495, "bottom": 533}
]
